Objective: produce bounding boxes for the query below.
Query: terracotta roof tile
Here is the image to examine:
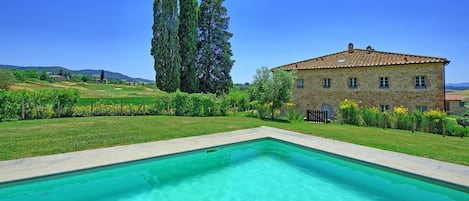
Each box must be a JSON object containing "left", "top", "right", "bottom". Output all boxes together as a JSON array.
[
  {"left": 445, "top": 94, "right": 463, "bottom": 101},
  {"left": 274, "top": 47, "right": 450, "bottom": 71}
]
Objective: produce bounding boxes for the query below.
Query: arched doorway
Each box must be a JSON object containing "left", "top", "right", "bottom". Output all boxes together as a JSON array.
[{"left": 321, "top": 104, "right": 332, "bottom": 119}]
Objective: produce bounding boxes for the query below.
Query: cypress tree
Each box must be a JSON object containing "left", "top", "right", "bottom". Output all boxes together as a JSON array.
[
  {"left": 197, "top": 0, "right": 234, "bottom": 94},
  {"left": 151, "top": 0, "right": 181, "bottom": 92},
  {"left": 100, "top": 70, "right": 104, "bottom": 82},
  {"left": 179, "top": 0, "right": 199, "bottom": 93}
]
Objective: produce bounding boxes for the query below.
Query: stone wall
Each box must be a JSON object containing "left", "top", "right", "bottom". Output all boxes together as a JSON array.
[
  {"left": 447, "top": 101, "right": 466, "bottom": 115},
  {"left": 292, "top": 63, "right": 445, "bottom": 116}
]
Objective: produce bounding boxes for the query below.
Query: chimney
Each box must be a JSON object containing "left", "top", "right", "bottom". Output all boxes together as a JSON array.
[
  {"left": 348, "top": 43, "right": 354, "bottom": 53},
  {"left": 366, "top": 45, "right": 374, "bottom": 54}
]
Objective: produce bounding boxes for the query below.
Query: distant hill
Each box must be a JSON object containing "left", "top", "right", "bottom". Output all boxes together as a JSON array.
[
  {"left": 0, "top": 64, "right": 153, "bottom": 83},
  {"left": 446, "top": 82, "right": 469, "bottom": 91}
]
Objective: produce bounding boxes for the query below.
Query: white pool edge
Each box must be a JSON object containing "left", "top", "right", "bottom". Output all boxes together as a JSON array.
[{"left": 0, "top": 126, "right": 468, "bottom": 190}]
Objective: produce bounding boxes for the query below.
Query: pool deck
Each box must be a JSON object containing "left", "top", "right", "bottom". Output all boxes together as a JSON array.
[{"left": 0, "top": 126, "right": 468, "bottom": 190}]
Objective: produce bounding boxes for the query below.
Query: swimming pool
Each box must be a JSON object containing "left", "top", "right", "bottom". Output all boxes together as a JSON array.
[{"left": 0, "top": 138, "right": 467, "bottom": 201}]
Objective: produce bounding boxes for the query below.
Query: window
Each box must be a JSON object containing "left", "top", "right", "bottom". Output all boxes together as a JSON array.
[
  {"left": 415, "top": 76, "right": 426, "bottom": 88},
  {"left": 416, "top": 106, "right": 427, "bottom": 113},
  {"left": 297, "top": 79, "right": 304, "bottom": 88},
  {"left": 349, "top": 78, "right": 357, "bottom": 88},
  {"left": 460, "top": 102, "right": 465, "bottom": 108},
  {"left": 380, "top": 105, "right": 390, "bottom": 112},
  {"left": 379, "top": 77, "right": 389, "bottom": 88},
  {"left": 323, "top": 78, "right": 331, "bottom": 88}
]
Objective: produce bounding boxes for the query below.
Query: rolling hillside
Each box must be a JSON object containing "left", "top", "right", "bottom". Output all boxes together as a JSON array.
[
  {"left": 0, "top": 64, "right": 153, "bottom": 83},
  {"left": 448, "top": 89, "right": 469, "bottom": 99},
  {"left": 11, "top": 81, "right": 164, "bottom": 98}
]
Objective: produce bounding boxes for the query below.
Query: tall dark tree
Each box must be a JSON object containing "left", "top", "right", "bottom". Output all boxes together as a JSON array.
[
  {"left": 179, "top": 0, "right": 199, "bottom": 93},
  {"left": 197, "top": 0, "right": 234, "bottom": 94},
  {"left": 100, "top": 70, "right": 105, "bottom": 82},
  {"left": 151, "top": 0, "right": 181, "bottom": 92}
]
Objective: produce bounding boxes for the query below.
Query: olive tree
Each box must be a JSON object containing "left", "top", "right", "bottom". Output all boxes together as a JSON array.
[
  {"left": 0, "top": 69, "right": 15, "bottom": 90},
  {"left": 251, "top": 67, "right": 295, "bottom": 119}
]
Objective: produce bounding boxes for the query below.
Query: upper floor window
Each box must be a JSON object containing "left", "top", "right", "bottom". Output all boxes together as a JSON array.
[
  {"left": 349, "top": 77, "right": 357, "bottom": 88},
  {"left": 297, "top": 79, "right": 304, "bottom": 88},
  {"left": 415, "top": 76, "right": 426, "bottom": 88},
  {"left": 323, "top": 78, "right": 331, "bottom": 88},
  {"left": 380, "top": 77, "right": 389, "bottom": 88}
]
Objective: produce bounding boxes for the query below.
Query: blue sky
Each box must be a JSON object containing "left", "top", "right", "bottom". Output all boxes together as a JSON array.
[{"left": 0, "top": 0, "right": 468, "bottom": 84}]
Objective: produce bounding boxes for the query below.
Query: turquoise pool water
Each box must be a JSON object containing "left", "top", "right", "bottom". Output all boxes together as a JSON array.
[{"left": 0, "top": 138, "right": 467, "bottom": 201}]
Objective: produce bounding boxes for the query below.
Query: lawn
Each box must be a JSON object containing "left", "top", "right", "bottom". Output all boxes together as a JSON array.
[{"left": 0, "top": 116, "right": 468, "bottom": 166}]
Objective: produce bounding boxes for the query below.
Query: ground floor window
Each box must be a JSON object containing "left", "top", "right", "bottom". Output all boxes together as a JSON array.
[
  {"left": 416, "top": 106, "right": 427, "bottom": 113},
  {"left": 460, "top": 102, "right": 465, "bottom": 108},
  {"left": 380, "top": 105, "right": 390, "bottom": 112}
]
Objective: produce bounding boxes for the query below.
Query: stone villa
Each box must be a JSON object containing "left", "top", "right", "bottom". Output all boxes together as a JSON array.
[{"left": 273, "top": 43, "right": 450, "bottom": 118}]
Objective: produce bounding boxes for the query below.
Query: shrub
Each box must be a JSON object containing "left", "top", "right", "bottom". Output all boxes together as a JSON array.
[
  {"left": 393, "top": 106, "right": 409, "bottom": 130},
  {"left": 456, "top": 112, "right": 469, "bottom": 128},
  {"left": 424, "top": 109, "right": 447, "bottom": 134},
  {"left": 244, "top": 110, "right": 259, "bottom": 118},
  {"left": 338, "top": 99, "right": 359, "bottom": 125},
  {"left": 0, "top": 69, "right": 15, "bottom": 90},
  {"left": 53, "top": 89, "right": 80, "bottom": 117},
  {"left": 153, "top": 94, "right": 173, "bottom": 115},
  {"left": 216, "top": 96, "right": 229, "bottom": 116},
  {"left": 446, "top": 119, "right": 469, "bottom": 137},
  {"left": 361, "top": 107, "right": 379, "bottom": 127},
  {"left": 0, "top": 90, "right": 20, "bottom": 121},
  {"left": 172, "top": 90, "right": 190, "bottom": 116},
  {"left": 286, "top": 103, "right": 303, "bottom": 122},
  {"left": 190, "top": 94, "right": 204, "bottom": 116},
  {"left": 201, "top": 94, "right": 216, "bottom": 116},
  {"left": 237, "top": 95, "right": 249, "bottom": 112},
  {"left": 410, "top": 110, "right": 425, "bottom": 132},
  {"left": 249, "top": 100, "right": 269, "bottom": 119}
]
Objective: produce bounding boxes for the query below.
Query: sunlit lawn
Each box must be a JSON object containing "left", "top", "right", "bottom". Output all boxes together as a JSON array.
[{"left": 1, "top": 116, "right": 468, "bottom": 166}]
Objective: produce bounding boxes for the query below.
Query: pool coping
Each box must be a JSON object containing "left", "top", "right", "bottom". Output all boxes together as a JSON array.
[{"left": 0, "top": 126, "right": 468, "bottom": 190}]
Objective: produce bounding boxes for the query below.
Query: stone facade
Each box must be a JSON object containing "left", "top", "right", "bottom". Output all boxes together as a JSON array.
[
  {"left": 274, "top": 44, "right": 449, "bottom": 118},
  {"left": 294, "top": 64, "right": 445, "bottom": 117},
  {"left": 445, "top": 94, "right": 466, "bottom": 115}
]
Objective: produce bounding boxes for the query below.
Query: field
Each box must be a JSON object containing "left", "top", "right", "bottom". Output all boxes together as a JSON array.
[
  {"left": 448, "top": 89, "right": 469, "bottom": 100},
  {"left": 0, "top": 116, "right": 468, "bottom": 166},
  {"left": 11, "top": 81, "right": 164, "bottom": 106},
  {"left": 11, "top": 81, "right": 163, "bottom": 98}
]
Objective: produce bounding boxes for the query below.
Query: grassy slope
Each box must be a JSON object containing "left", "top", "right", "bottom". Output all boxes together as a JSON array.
[
  {"left": 448, "top": 89, "right": 469, "bottom": 99},
  {"left": 1, "top": 116, "right": 468, "bottom": 166},
  {"left": 11, "top": 81, "right": 163, "bottom": 98}
]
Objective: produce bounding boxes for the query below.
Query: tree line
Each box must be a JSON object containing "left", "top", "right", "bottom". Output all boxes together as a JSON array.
[{"left": 151, "top": 0, "right": 234, "bottom": 94}]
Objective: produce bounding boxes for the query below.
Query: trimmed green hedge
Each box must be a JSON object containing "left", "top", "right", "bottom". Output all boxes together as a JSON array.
[{"left": 0, "top": 89, "right": 79, "bottom": 121}]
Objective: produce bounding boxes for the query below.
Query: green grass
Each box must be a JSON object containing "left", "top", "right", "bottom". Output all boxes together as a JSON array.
[
  {"left": 12, "top": 81, "right": 164, "bottom": 98},
  {"left": 78, "top": 97, "right": 156, "bottom": 106},
  {"left": 0, "top": 116, "right": 468, "bottom": 166}
]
